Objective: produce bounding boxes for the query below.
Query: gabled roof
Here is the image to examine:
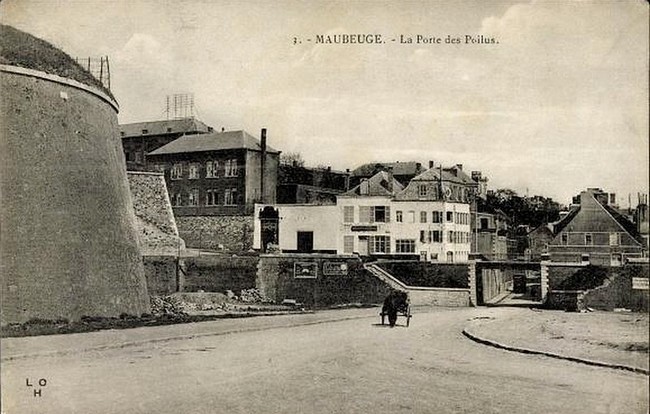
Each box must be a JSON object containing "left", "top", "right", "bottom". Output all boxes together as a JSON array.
[
  {"left": 551, "top": 207, "right": 580, "bottom": 235},
  {"left": 553, "top": 193, "right": 643, "bottom": 243},
  {"left": 351, "top": 161, "right": 422, "bottom": 177},
  {"left": 148, "top": 130, "right": 279, "bottom": 156},
  {"left": 341, "top": 171, "right": 404, "bottom": 197},
  {"left": 120, "top": 118, "right": 212, "bottom": 138},
  {"left": 411, "top": 166, "right": 478, "bottom": 186},
  {"left": 602, "top": 203, "right": 643, "bottom": 243}
]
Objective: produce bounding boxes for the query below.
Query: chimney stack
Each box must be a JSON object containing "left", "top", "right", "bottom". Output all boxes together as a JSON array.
[
  {"left": 260, "top": 128, "right": 267, "bottom": 203},
  {"left": 386, "top": 166, "right": 394, "bottom": 193},
  {"left": 429, "top": 160, "right": 434, "bottom": 169}
]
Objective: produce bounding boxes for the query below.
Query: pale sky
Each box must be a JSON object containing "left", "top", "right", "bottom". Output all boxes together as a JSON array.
[{"left": 1, "top": 0, "right": 648, "bottom": 205}]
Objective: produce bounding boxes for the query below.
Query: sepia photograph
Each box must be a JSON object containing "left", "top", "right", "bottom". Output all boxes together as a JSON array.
[{"left": 1, "top": 0, "right": 648, "bottom": 413}]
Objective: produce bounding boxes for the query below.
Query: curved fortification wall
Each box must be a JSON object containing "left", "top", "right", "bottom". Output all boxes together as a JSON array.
[{"left": 0, "top": 27, "right": 150, "bottom": 324}]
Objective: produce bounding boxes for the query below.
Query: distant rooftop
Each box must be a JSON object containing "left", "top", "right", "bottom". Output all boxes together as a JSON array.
[
  {"left": 351, "top": 161, "right": 423, "bottom": 177},
  {"left": 119, "top": 118, "right": 212, "bottom": 138},
  {"left": 341, "top": 171, "right": 404, "bottom": 197},
  {"left": 412, "top": 165, "right": 478, "bottom": 185},
  {"left": 148, "top": 130, "right": 279, "bottom": 156}
]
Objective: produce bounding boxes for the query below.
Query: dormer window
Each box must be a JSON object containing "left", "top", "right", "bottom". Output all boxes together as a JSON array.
[
  {"left": 167, "top": 127, "right": 172, "bottom": 133},
  {"left": 120, "top": 131, "right": 125, "bottom": 137},
  {"left": 142, "top": 129, "right": 148, "bottom": 134}
]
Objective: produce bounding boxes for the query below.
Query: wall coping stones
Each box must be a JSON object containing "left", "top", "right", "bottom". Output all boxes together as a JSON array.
[{"left": 1, "top": 64, "right": 119, "bottom": 112}]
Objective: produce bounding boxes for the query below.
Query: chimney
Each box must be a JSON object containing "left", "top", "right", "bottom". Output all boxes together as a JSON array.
[
  {"left": 385, "top": 166, "right": 394, "bottom": 193},
  {"left": 428, "top": 160, "right": 434, "bottom": 169},
  {"left": 345, "top": 169, "right": 350, "bottom": 190},
  {"left": 456, "top": 164, "right": 463, "bottom": 171},
  {"left": 260, "top": 128, "right": 267, "bottom": 203},
  {"left": 415, "top": 162, "right": 422, "bottom": 171},
  {"left": 609, "top": 193, "right": 616, "bottom": 206},
  {"left": 471, "top": 171, "right": 482, "bottom": 181},
  {"left": 221, "top": 127, "right": 225, "bottom": 132}
]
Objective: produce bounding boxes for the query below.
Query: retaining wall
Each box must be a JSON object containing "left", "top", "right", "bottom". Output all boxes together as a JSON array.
[
  {"left": 183, "top": 255, "right": 259, "bottom": 293},
  {"left": 177, "top": 215, "right": 253, "bottom": 252},
  {"left": 257, "top": 254, "right": 392, "bottom": 307}
]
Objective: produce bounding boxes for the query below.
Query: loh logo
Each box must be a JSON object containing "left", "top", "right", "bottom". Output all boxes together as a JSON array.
[{"left": 25, "top": 378, "right": 47, "bottom": 397}]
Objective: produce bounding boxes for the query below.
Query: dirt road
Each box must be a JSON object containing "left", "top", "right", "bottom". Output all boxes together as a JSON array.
[{"left": 2, "top": 307, "right": 648, "bottom": 413}]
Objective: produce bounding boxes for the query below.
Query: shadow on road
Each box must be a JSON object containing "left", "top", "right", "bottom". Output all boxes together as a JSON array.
[{"left": 370, "top": 323, "right": 408, "bottom": 328}]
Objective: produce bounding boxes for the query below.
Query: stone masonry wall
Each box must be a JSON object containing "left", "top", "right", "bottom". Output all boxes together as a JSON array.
[
  {"left": 1, "top": 65, "right": 150, "bottom": 324},
  {"left": 127, "top": 171, "right": 185, "bottom": 256},
  {"left": 177, "top": 215, "right": 254, "bottom": 252},
  {"left": 182, "top": 255, "right": 259, "bottom": 293},
  {"left": 257, "top": 254, "right": 392, "bottom": 308},
  {"left": 408, "top": 289, "right": 470, "bottom": 307}
]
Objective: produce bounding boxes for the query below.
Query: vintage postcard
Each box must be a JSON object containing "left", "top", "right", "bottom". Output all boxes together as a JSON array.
[{"left": 1, "top": 1, "right": 648, "bottom": 413}]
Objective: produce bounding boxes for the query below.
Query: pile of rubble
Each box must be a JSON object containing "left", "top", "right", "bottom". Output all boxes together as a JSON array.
[
  {"left": 149, "top": 295, "right": 189, "bottom": 316},
  {"left": 237, "top": 288, "right": 271, "bottom": 303}
]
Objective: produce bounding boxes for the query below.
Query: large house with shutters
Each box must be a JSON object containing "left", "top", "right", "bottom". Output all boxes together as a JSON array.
[{"left": 254, "top": 165, "right": 477, "bottom": 263}]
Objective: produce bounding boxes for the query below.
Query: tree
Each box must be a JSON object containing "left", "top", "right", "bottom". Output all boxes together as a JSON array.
[
  {"left": 280, "top": 152, "right": 305, "bottom": 167},
  {"left": 484, "top": 189, "right": 562, "bottom": 228}
]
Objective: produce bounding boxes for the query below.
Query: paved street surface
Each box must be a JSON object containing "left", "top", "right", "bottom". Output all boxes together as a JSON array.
[{"left": 2, "top": 307, "right": 648, "bottom": 414}]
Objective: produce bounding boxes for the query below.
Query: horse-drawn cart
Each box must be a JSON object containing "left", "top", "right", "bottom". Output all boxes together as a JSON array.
[{"left": 380, "top": 290, "right": 411, "bottom": 327}]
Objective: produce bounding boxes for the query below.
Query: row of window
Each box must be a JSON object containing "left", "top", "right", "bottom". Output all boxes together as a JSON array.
[
  {"left": 342, "top": 205, "right": 469, "bottom": 225},
  {"left": 342, "top": 235, "right": 466, "bottom": 262},
  {"left": 419, "top": 230, "right": 471, "bottom": 244},
  {"left": 415, "top": 184, "right": 472, "bottom": 202},
  {"left": 171, "top": 188, "right": 240, "bottom": 207},
  {"left": 559, "top": 232, "right": 621, "bottom": 246},
  {"left": 170, "top": 160, "right": 239, "bottom": 180}
]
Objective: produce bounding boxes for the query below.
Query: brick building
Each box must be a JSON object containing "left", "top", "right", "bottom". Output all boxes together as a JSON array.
[
  {"left": 147, "top": 128, "right": 279, "bottom": 251},
  {"left": 120, "top": 118, "right": 213, "bottom": 171},
  {"left": 277, "top": 164, "right": 350, "bottom": 204}
]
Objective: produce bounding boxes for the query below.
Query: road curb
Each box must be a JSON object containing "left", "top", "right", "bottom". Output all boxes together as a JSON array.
[
  {"left": 1, "top": 313, "right": 376, "bottom": 362},
  {"left": 462, "top": 327, "right": 649, "bottom": 376}
]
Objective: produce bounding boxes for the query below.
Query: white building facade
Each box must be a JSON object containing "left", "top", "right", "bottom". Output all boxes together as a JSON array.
[
  {"left": 337, "top": 197, "right": 471, "bottom": 263},
  {"left": 253, "top": 167, "right": 474, "bottom": 263}
]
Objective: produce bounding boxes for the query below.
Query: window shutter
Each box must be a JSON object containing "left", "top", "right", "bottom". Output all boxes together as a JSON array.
[{"left": 385, "top": 206, "right": 390, "bottom": 222}]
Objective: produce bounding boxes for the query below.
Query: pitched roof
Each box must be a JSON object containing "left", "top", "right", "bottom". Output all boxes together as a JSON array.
[
  {"left": 551, "top": 207, "right": 580, "bottom": 235},
  {"left": 148, "top": 130, "right": 279, "bottom": 156},
  {"left": 411, "top": 166, "right": 477, "bottom": 185},
  {"left": 601, "top": 203, "right": 643, "bottom": 243},
  {"left": 341, "top": 171, "right": 404, "bottom": 197},
  {"left": 350, "top": 161, "right": 422, "bottom": 177},
  {"left": 120, "top": 118, "right": 212, "bottom": 138},
  {"left": 553, "top": 193, "right": 643, "bottom": 243}
]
